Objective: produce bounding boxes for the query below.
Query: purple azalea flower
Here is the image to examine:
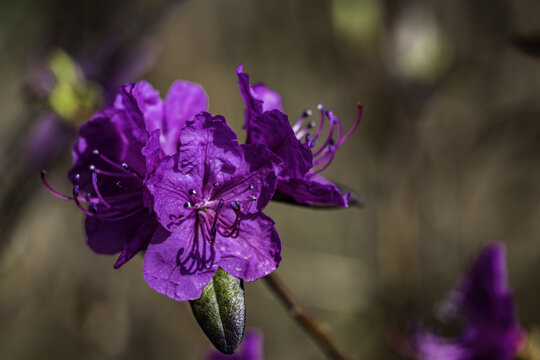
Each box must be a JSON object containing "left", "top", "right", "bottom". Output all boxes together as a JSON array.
[
  {"left": 236, "top": 65, "right": 362, "bottom": 207},
  {"left": 143, "top": 112, "right": 282, "bottom": 301},
  {"left": 206, "top": 329, "right": 264, "bottom": 360},
  {"left": 410, "top": 243, "right": 525, "bottom": 360},
  {"left": 42, "top": 80, "right": 208, "bottom": 268}
]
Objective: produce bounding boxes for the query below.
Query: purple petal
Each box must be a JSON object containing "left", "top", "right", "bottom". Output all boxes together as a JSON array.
[
  {"left": 218, "top": 213, "right": 281, "bottom": 282},
  {"left": 211, "top": 144, "right": 281, "bottom": 214},
  {"left": 69, "top": 109, "right": 146, "bottom": 195},
  {"left": 236, "top": 65, "right": 264, "bottom": 132},
  {"left": 142, "top": 129, "right": 163, "bottom": 173},
  {"left": 248, "top": 110, "right": 312, "bottom": 179},
  {"left": 131, "top": 81, "right": 164, "bottom": 134},
  {"left": 410, "top": 243, "right": 525, "bottom": 360},
  {"left": 143, "top": 225, "right": 219, "bottom": 301},
  {"left": 114, "top": 219, "right": 158, "bottom": 269},
  {"left": 161, "top": 80, "right": 208, "bottom": 155},
  {"left": 178, "top": 112, "right": 244, "bottom": 187},
  {"left": 276, "top": 175, "right": 348, "bottom": 207},
  {"left": 85, "top": 210, "right": 152, "bottom": 255},
  {"left": 252, "top": 83, "right": 282, "bottom": 112}
]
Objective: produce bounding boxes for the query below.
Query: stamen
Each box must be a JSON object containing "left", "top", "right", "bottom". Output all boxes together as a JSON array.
[
  {"left": 72, "top": 186, "right": 94, "bottom": 217},
  {"left": 41, "top": 170, "right": 73, "bottom": 200},
  {"left": 313, "top": 109, "right": 335, "bottom": 157},
  {"left": 209, "top": 199, "right": 225, "bottom": 243},
  {"left": 337, "top": 103, "right": 363, "bottom": 145},
  {"left": 184, "top": 202, "right": 191, "bottom": 208},
  {"left": 292, "top": 109, "right": 312, "bottom": 133},
  {"left": 91, "top": 172, "right": 112, "bottom": 208},
  {"left": 248, "top": 184, "right": 254, "bottom": 189},
  {"left": 311, "top": 103, "right": 326, "bottom": 142},
  {"left": 94, "top": 150, "right": 144, "bottom": 179},
  {"left": 189, "top": 189, "right": 197, "bottom": 195},
  {"left": 213, "top": 182, "right": 219, "bottom": 187}
]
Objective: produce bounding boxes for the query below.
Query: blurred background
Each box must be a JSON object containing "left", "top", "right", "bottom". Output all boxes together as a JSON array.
[{"left": 1, "top": 0, "right": 540, "bottom": 359}]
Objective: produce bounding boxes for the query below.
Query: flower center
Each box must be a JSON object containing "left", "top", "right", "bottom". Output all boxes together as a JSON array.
[
  {"left": 291, "top": 103, "right": 362, "bottom": 176},
  {"left": 41, "top": 148, "right": 146, "bottom": 221},
  {"left": 178, "top": 181, "right": 261, "bottom": 245}
]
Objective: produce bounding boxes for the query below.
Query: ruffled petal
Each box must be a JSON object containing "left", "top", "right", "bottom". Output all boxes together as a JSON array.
[
  {"left": 248, "top": 110, "right": 312, "bottom": 179},
  {"left": 211, "top": 144, "right": 281, "bottom": 214},
  {"left": 179, "top": 112, "right": 244, "bottom": 188},
  {"left": 217, "top": 213, "right": 281, "bottom": 282},
  {"left": 143, "top": 224, "right": 219, "bottom": 301}
]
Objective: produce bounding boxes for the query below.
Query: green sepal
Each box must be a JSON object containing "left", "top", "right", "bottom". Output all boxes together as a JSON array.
[{"left": 190, "top": 268, "right": 245, "bottom": 354}]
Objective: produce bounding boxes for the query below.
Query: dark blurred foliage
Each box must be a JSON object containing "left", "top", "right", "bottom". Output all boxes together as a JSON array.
[{"left": 1, "top": 0, "right": 540, "bottom": 359}]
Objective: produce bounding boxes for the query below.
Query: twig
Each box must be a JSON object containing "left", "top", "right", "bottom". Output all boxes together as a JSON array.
[{"left": 264, "top": 273, "right": 353, "bottom": 360}]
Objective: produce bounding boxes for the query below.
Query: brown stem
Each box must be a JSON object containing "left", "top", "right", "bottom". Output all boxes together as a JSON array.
[{"left": 263, "top": 273, "right": 353, "bottom": 360}]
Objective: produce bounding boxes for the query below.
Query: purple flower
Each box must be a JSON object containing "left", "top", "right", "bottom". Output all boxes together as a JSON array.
[
  {"left": 410, "top": 243, "right": 525, "bottom": 360},
  {"left": 236, "top": 65, "right": 362, "bottom": 207},
  {"left": 42, "top": 80, "right": 208, "bottom": 268},
  {"left": 143, "top": 112, "right": 282, "bottom": 301},
  {"left": 206, "top": 329, "right": 264, "bottom": 360}
]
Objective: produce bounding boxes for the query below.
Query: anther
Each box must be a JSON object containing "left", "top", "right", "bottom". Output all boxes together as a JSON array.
[
  {"left": 189, "top": 189, "right": 196, "bottom": 195},
  {"left": 85, "top": 193, "right": 91, "bottom": 201},
  {"left": 92, "top": 149, "right": 100, "bottom": 156},
  {"left": 317, "top": 103, "right": 324, "bottom": 111},
  {"left": 72, "top": 173, "right": 80, "bottom": 185},
  {"left": 122, "top": 163, "right": 129, "bottom": 170},
  {"left": 184, "top": 201, "right": 191, "bottom": 208},
  {"left": 90, "top": 204, "right": 98, "bottom": 214},
  {"left": 310, "top": 139, "right": 317, "bottom": 148},
  {"left": 213, "top": 182, "right": 219, "bottom": 187},
  {"left": 249, "top": 184, "right": 254, "bottom": 189},
  {"left": 252, "top": 196, "right": 257, "bottom": 201},
  {"left": 89, "top": 164, "right": 96, "bottom": 171},
  {"left": 305, "top": 133, "right": 311, "bottom": 143},
  {"left": 231, "top": 202, "right": 239, "bottom": 210},
  {"left": 307, "top": 121, "right": 316, "bottom": 129},
  {"left": 303, "top": 109, "right": 312, "bottom": 117},
  {"left": 73, "top": 185, "right": 80, "bottom": 196},
  {"left": 116, "top": 181, "right": 124, "bottom": 189}
]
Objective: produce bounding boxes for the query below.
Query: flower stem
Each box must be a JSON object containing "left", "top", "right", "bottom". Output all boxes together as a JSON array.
[{"left": 263, "top": 273, "right": 353, "bottom": 360}]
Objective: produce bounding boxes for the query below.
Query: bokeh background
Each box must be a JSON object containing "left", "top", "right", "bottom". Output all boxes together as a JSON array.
[{"left": 1, "top": 0, "right": 540, "bottom": 359}]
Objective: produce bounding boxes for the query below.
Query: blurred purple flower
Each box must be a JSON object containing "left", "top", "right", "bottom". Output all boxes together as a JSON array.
[
  {"left": 43, "top": 80, "right": 208, "bottom": 268},
  {"left": 236, "top": 65, "right": 362, "bottom": 207},
  {"left": 410, "top": 243, "right": 525, "bottom": 360},
  {"left": 144, "top": 112, "right": 282, "bottom": 301},
  {"left": 207, "top": 329, "right": 264, "bottom": 360}
]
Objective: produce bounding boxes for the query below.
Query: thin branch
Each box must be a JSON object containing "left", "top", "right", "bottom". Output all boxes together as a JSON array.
[{"left": 264, "top": 273, "right": 353, "bottom": 360}]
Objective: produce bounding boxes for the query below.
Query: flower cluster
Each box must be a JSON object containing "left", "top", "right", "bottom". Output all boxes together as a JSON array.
[{"left": 42, "top": 66, "right": 360, "bottom": 301}]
